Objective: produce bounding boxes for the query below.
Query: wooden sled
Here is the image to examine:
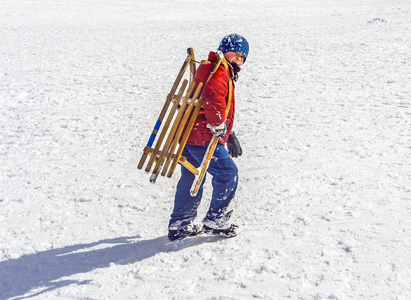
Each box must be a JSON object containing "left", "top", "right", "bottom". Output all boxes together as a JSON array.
[{"left": 137, "top": 48, "right": 233, "bottom": 196}]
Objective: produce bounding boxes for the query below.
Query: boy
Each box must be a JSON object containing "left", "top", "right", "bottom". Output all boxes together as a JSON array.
[{"left": 168, "top": 33, "right": 249, "bottom": 241}]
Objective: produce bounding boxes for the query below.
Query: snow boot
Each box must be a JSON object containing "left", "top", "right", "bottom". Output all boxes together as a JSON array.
[
  {"left": 202, "top": 224, "right": 238, "bottom": 238},
  {"left": 168, "top": 224, "right": 202, "bottom": 242}
]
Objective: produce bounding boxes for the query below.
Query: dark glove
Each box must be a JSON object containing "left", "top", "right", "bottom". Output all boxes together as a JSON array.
[
  {"left": 207, "top": 122, "right": 228, "bottom": 138},
  {"left": 227, "top": 132, "right": 242, "bottom": 158}
]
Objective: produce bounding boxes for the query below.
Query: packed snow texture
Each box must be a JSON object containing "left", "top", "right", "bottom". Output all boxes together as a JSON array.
[{"left": 1, "top": 0, "right": 410, "bottom": 299}]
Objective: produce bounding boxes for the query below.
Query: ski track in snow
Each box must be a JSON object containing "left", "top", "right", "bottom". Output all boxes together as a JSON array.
[{"left": 1, "top": 0, "right": 410, "bottom": 299}]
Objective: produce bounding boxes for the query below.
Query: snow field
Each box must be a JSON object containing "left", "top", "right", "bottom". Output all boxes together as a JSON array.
[{"left": 1, "top": 0, "right": 410, "bottom": 299}]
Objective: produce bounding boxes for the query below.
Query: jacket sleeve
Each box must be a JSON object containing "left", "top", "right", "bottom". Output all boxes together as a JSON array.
[{"left": 201, "top": 66, "right": 229, "bottom": 126}]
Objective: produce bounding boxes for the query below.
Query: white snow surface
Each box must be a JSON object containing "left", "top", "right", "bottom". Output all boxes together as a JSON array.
[{"left": 1, "top": 0, "right": 410, "bottom": 299}]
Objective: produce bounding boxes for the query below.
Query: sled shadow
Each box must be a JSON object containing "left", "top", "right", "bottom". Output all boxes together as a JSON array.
[{"left": 0, "top": 234, "right": 218, "bottom": 299}]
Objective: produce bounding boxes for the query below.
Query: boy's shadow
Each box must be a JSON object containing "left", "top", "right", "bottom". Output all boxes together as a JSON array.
[{"left": 0, "top": 234, "right": 218, "bottom": 299}]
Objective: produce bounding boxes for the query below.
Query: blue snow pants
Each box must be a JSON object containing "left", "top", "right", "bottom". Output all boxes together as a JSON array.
[{"left": 169, "top": 144, "right": 238, "bottom": 230}]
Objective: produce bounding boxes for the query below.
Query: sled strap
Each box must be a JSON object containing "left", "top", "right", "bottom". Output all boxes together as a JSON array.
[{"left": 190, "top": 52, "right": 233, "bottom": 196}]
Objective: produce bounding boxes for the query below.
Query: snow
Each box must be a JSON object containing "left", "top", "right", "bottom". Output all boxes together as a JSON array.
[{"left": 1, "top": 0, "right": 410, "bottom": 299}]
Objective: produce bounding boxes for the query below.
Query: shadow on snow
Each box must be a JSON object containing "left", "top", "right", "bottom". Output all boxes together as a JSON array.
[{"left": 0, "top": 234, "right": 219, "bottom": 299}]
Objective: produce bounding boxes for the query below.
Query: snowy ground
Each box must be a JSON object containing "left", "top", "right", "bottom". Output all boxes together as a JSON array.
[{"left": 1, "top": 0, "right": 410, "bottom": 299}]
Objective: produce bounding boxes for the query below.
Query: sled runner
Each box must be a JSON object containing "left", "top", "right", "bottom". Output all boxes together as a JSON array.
[{"left": 137, "top": 48, "right": 233, "bottom": 196}]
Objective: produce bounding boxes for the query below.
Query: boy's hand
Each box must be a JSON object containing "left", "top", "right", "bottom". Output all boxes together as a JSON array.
[
  {"left": 227, "top": 132, "right": 242, "bottom": 158},
  {"left": 207, "top": 122, "right": 228, "bottom": 138}
]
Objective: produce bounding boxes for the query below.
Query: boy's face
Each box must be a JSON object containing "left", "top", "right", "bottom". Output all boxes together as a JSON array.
[{"left": 224, "top": 51, "right": 245, "bottom": 67}]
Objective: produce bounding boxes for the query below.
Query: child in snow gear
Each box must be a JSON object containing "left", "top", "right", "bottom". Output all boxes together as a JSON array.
[{"left": 168, "top": 33, "right": 249, "bottom": 241}]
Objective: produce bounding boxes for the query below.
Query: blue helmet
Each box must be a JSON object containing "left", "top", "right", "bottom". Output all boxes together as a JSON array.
[{"left": 217, "top": 33, "right": 249, "bottom": 63}]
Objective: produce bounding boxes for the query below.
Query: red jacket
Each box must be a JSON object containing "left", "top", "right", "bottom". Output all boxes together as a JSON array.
[{"left": 186, "top": 52, "right": 235, "bottom": 146}]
